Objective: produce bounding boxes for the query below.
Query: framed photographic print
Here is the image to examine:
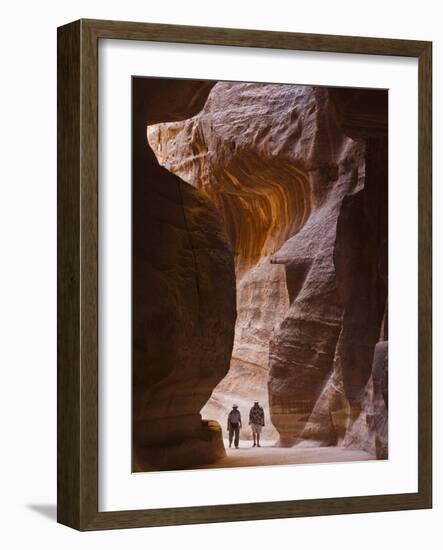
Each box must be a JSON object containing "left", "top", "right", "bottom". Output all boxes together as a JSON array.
[{"left": 57, "top": 19, "right": 432, "bottom": 530}]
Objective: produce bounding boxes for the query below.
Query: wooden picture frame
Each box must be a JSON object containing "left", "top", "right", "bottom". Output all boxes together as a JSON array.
[{"left": 57, "top": 18, "right": 432, "bottom": 530}]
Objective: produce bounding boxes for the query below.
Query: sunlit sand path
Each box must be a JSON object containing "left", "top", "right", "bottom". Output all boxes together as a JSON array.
[{"left": 196, "top": 439, "right": 375, "bottom": 470}]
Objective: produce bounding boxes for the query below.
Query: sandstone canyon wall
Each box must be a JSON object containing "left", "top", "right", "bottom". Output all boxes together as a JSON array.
[
  {"left": 148, "top": 82, "right": 388, "bottom": 457},
  {"left": 132, "top": 79, "right": 237, "bottom": 471}
]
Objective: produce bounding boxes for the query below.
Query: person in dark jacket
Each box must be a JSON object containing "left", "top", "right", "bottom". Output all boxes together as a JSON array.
[{"left": 227, "top": 404, "right": 242, "bottom": 449}]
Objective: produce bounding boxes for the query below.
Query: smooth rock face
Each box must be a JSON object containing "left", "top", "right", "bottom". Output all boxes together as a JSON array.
[
  {"left": 148, "top": 82, "right": 388, "bottom": 454},
  {"left": 132, "top": 79, "right": 236, "bottom": 471}
]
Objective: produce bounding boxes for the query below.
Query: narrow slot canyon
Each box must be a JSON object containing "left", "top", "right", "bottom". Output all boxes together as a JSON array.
[
  {"left": 133, "top": 79, "right": 388, "bottom": 471},
  {"left": 148, "top": 118, "right": 313, "bottom": 443}
]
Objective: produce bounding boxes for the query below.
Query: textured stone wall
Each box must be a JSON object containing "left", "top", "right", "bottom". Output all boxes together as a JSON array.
[{"left": 132, "top": 79, "right": 237, "bottom": 471}]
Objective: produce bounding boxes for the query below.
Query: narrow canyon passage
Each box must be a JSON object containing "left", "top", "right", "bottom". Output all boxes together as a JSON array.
[
  {"left": 197, "top": 153, "right": 312, "bottom": 442},
  {"left": 148, "top": 85, "right": 314, "bottom": 445},
  {"left": 135, "top": 79, "right": 388, "bottom": 471}
]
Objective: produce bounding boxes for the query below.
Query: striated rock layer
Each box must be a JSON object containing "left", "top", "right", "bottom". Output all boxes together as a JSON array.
[
  {"left": 132, "top": 79, "right": 236, "bottom": 471},
  {"left": 148, "top": 82, "right": 388, "bottom": 455}
]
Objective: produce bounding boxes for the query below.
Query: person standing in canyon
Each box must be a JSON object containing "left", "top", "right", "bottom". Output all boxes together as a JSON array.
[
  {"left": 249, "top": 401, "right": 265, "bottom": 447},
  {"left": 227, "top": 404, "right": 242, "bottom": 449}
]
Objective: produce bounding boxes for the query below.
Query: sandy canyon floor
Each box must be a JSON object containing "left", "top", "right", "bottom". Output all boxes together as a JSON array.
[{"left": 196, "top": 439, "right": 375, "bottom": 470}]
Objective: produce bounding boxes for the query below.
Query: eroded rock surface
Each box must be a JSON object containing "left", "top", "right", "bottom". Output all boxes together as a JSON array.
[
  {"left": 132, "top": 79, "right": 236, "bottom": 471},
  {"left": 148, "top": 82, "right": 388, "bottom": 454}
]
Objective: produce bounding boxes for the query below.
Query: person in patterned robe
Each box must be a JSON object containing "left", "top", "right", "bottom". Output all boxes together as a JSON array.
[{"left": 249, "top": 401, "right": 265, "bottom": 447}]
